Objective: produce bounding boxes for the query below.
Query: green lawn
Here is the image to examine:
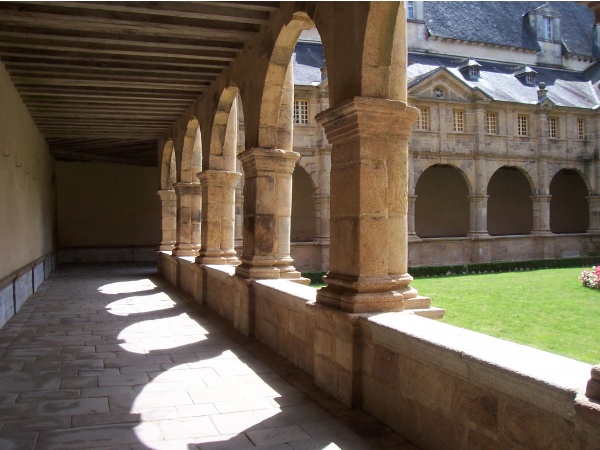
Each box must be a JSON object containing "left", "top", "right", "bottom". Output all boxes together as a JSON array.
[{"left": 410, "top": 267, "right": 600, "bottom": 364}]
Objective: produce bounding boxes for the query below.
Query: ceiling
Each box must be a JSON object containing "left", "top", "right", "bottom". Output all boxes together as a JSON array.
[{"left": 0, "top": 1, "right": 278, "bottom": 166}]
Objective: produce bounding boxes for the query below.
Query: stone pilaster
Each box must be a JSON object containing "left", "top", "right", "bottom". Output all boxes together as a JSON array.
[
  {"left": 196, "top": 170, "right": 242, "bottom": 265},
  {"left": 467, "top": 194, "right": 489, "bottom": 237},
  {"left": 157, "top": 189, "right": 176, "bottom": 251},
  {"left": 587, "top": 196, "right": 600, "bottom": 234},
  {"left": 172, "top": 182, "right": 202, "bottom": 257},
  {"left": 235, "top": 148, "right": 302, "bottom": 280},
  {"left": 531, "top": 194, "right": 553, "bottom": 235},
  {"left": 315, "top": 96, "right": 420, "bottom": 313}
]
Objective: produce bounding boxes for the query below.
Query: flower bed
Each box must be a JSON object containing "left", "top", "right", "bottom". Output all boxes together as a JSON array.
[{"left": 579, "top": 266, "right": 600, "bottom": 289}]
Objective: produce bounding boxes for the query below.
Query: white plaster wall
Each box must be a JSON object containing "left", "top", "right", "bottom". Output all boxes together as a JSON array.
[{"left": 0, "top": 61, "right": 54, "bottom": 280}]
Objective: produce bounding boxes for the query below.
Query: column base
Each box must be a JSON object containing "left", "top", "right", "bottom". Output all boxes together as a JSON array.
[
  {"left": 316, "top": 273, "right": 404, "bottom": 313},
  {"left": 531, "top": 230, "right": 554, "bottom": 236},
  {"left": 235, "top": 261, "right": 280, "bottom": 280},
  {"left": 467, "top": 232, "right": 490, "bottom": 239},
  {"left": 196, "top": 254, "right": 241, "bottom": 265},
  {"left": 172, "top": 244, "right": 199, "bottom": 257}
]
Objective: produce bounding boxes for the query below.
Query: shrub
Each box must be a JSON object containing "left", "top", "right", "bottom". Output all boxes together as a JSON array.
[{"left": 579, "top": 266, "right": 600, "bottom": 290}]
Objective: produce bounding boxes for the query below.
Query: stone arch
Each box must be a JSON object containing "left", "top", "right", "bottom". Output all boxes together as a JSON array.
[
  {"left": 208, "top": 86, "right": 240, "bottom": 171},
  {"left": 160, "top": 139, "right": 176, "bottom": 191},
  {"left": 487, "top": 166, "right": 534, "bottom": 236},
  {"left": 291, "top": 164, "right": 316, "bottom": 242},
  {"left": 415, "top": 164, "right": 470, "bottom": 238},
  {"left": 550, "top": 169, "right": 590, "bottom": 234},
  {"left": 180, "top": 117, "right": 201, "bottom": 183},
  {"left": 312, "top": 2, "right": 406, "bottom": 105},
  {"left": 256, "top": 12, "right": 313, "bottom": 150}
]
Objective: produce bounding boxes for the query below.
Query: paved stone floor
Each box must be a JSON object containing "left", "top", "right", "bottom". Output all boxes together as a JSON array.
[{"left": 0, "top": 264, "right": 419, "bottom": 450}]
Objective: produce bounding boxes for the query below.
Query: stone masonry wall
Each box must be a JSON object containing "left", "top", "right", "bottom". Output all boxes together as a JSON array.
[{"left": 159, "top": 254, "right": 600, "bottom": 450}]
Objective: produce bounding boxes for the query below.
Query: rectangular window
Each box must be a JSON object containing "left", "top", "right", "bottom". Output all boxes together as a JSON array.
[
  {"left": 548, "top": 117, "right": 558, "bottom": 138},
  {"left": 417, "top": 107, "right": 429, "bottom": 130},
  {"left": 517, "top": 114, "right": 528, "bottom": 136},
  {"left": 293, "top": 99, "right": 309, "bottom": 124},
  {"left": 578, "top": 119, "right": 585, "bottom": 140},
  {"left": 407, "top": 1, "right": 415, "bottom": 20},
  {"left": 543, "top": 16, "right": 553, "bottom": 40},
  {"left": 453, "top": 109, "right": 464, "bottom": 132},
  {"left": 486, "top": 112, "right": 497, "bottom": 134}
]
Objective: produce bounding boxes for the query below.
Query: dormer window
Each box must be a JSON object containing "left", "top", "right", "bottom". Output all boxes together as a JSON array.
[
  {"left": 514, "top": 66, "right": 537, "bottom": 85},
  {"left": 527, "top": 4, "right": 560, "bottom": 43},
  {"left": 407, "top": 1, "right": 415, "bottom": 20},
  {"left": 406, "top": 1, "right": 423, "bottom": 21},
  {"left": 459, "top": 59, "right": 482, "bottom": 80},
  {"left": 525, "top": 73, "right": 536, "bottom": 84}
]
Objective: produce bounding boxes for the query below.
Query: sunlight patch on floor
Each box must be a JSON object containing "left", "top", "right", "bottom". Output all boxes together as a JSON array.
[{"left": 98, "top": 278, "right": 157, "bottom": 295}]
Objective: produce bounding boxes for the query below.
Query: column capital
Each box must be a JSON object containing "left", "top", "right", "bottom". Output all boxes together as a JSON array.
[
  {"left": 238, "top": 148, "right": 299, "bottom": 177},
  {"left": 467, "top": 194, "right": 490, "bottom": 202},
  {"left": 157, "top": 189, "right": 176, "bottom": 201},
  {"left": 197, "top": 170, "right": 242, "bottom": 188},
  {"left": 173, "top": 181, "right": 202, "bottom": 195},
  {"left": 531, "top": 194, "right": 552, "bottom": 202},
  {"left": 316, "top": 96, "right": 419, "bottom": 145}
]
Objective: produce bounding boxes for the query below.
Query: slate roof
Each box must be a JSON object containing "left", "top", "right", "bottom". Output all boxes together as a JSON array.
[
  {"left": 421, "top": 2, "right": 597, "bottom": 58},
  {"left": 293, "top": 41, "right": 324, "bottom": 86},
  {"left": 407, "top": 54, "right": 600, "bottom": 109},
  {"left": 292, "top": 2, "right": 600, "bottom": 109}
]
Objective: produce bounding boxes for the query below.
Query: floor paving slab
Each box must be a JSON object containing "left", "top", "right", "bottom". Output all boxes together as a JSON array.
[{"left": 0, "top": 264, "right": 418, "bottom": 450}]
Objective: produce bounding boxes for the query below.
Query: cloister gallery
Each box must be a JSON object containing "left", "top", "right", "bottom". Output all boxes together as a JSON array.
[{"left": 1, "top": 2, "right": 600, "bottom": 449}]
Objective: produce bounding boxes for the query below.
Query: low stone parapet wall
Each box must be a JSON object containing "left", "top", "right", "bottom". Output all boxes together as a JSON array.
[
  {"left": 158, "top": 253, "right": 600, "bottom": 449},
  {"left": 0, "top": 252, "right": 54, "bottom": 329},
  {"left": 409, "top": 233, "right": 600, "bottom": 267}
]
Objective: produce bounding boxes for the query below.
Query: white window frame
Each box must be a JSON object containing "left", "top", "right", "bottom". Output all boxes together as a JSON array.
[
  {"left": 517, "top": 114, "right": 528, "bottom": 137},
  {"left": 577, "top": 119, "right": 585, "bottom": 140},
  {"left": 453, "top": 109, "right": 464, "bottom": 133},
  {"left": 469, "top": 66, "right": 479, "bottom": 78},
  {"left": 548, "top": 117, "right": 558, "bottom": 139},
  {"left": 543, "top": 16, "right": 553, "bottom": 40},
  {"left": 417, "top": 106, "right": 429, "bottom": 130},
  {"left": 486, "top": 112, "right": 497, "bottom": 135},
  {"left": 293, "top": 99, "right": 309, "bottom": 125},
  {"left": 525, "top": 73, "right": 536, "bottom": 84},
  {"left": 407, "top": 1, "right": 415, "bottom": 20}
]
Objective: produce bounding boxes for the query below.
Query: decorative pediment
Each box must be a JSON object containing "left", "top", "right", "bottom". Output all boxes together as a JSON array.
[
  {"left": 408, "top": 68, "right": 491, "bottom": 102},
  {"left": 529, "top": 3, "right": 559, "bottom": 18}
]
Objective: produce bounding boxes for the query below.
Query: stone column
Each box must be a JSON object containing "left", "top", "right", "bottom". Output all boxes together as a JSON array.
[
  {"left": 468, "top": 194, "right": 489, "bottom": 236},
  {"left": 587, "top": 196, "right": 600, "bottom": 233},
  {"left": 235, "top": 148, "right": 302, "bottom": 280},
  {"left": 196, "top": 170, "right": 242, "bottom": 265},
  {"left": 531, "top": 194, "right": 553, "bottom": 235},
  {"left": 408, "top": 195, "right": 418, "bottom": 239},
  {"left": 157, "top": 189, "right": 176, "bottom": 251},
  {"left": 314, "top": 194, "right": 331, "bottom": 243},
  {"left": 315, "top": 96, "right": 420, "bottom": 313},
  {"left": 172, "top": 182, "right": 202, "bottom": 257}
]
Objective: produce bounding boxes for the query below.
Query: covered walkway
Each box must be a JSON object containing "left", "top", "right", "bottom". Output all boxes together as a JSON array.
[{"left": 0, "top": 264, "right": 416, "bottom": 450}]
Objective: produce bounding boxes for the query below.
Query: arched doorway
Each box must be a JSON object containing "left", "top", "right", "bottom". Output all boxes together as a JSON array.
[{"left": 550, "top": 169, "right": 589, "bottom": 233}]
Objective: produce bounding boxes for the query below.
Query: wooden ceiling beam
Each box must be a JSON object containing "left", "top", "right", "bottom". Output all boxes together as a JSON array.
[
  {"left": 6, "top": 69, "right": 217, "bottom": 84},
  {"left": 0, "top": 39, "right": 237, "bottom": 62},
  {"left": 35, "top": 2, "right": 272, "bottom": 26},
  {"left": 1, "top": 58, "right": 223, "bottom": 76},
  {"left": 12, "top": 77, "right": 210, "bottom": 92},
  {"left": 0, "top": 7, "right": 259, "bottom": 42}
]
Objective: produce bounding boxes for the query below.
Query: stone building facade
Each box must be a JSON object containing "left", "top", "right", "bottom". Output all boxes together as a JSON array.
[{"left": 283, "top": 1, "right": 600, "bottom": 271}]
